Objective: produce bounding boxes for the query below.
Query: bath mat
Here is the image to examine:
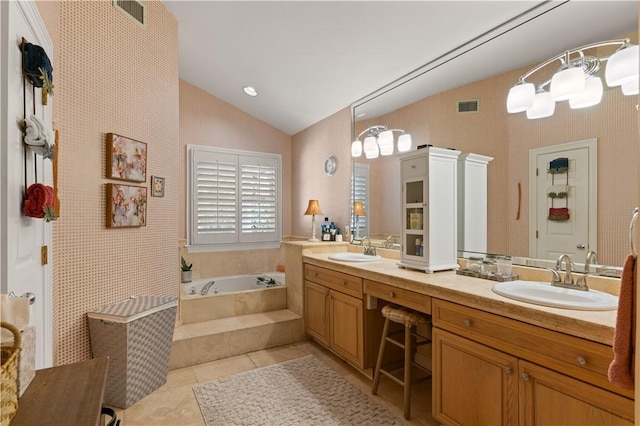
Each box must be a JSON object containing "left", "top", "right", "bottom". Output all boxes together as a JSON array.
[{"left": 193, "top": 354, "right": 404, "bottom": 426}]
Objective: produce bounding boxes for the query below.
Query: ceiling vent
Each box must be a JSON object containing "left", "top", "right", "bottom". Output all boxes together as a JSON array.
[
  {"left": 457, "top": 99, "right": 479, "bottom": 113},
  {"left": 114, "top": 0, "right": 145, "bottom": 26}
]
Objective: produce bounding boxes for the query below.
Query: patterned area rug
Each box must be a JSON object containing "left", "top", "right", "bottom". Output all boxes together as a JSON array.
[{"left": 193, "top": 354, "right": 404, "bottom": 426}]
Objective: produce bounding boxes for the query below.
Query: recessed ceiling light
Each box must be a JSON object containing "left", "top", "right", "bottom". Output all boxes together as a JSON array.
[
  {"left": 243, "top": 86, "right": 258, "bottom": 97},
  {"left": 355, "top": 112, "right": 367, "bottom": 118}
]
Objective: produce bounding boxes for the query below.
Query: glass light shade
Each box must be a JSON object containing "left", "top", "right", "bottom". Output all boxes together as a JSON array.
[
  {"left": 506, "top": 82, "right": 535, "bottom": 113},
  {"left": 397, "top": 134, "right": 412, "bottom": 152},
  {"left": 550, "top": 67, "right": 586, "bottom": 101},
  {"left": 351, "top": 140, "right": 362, "bottom": 157},
  {"left": 363, "top": 136, "right": 377, "bottom": 154},
  {"left": 526, "top": 91, "right": 555, "bottom": 119},
  {"left": 621, "top": 78, "right": 639, "bottom": 96},
  {"left": 364, "top": 144, "right": 379, "bottom": 159},
  {"left": 377, "top": 130, "right": 394, "bottom": 156},
  {"left": 605, "top": 44, "right": 639, "bottom": 87},
  {"left": 569, "top": 77, "right": 603, "bottom": 109}
]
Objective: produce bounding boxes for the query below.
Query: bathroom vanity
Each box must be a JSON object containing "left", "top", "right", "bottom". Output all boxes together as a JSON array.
[{"left": 302, "top": 252, "right": 634, "bottom": 425}]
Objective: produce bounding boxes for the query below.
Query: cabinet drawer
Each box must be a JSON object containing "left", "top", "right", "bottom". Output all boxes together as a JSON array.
[
  {"left": 305, "top": 264, "right": 362, "bottom": 299},
  {"left": 432, "top": 299, "right": 631, "bottom": 398},
  {"left": 402, "top": 156, "right": 427, "bottom": 178},
  {"left": 364, "top": 280, "right": 431, "bottom": 315}
]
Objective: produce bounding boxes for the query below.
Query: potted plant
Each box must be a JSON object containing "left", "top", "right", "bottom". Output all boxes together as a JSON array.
[{"left": 181, "top": 256, "right": 192, "bottom": 283}]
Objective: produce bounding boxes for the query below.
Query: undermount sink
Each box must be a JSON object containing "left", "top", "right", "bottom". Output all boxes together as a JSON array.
[
  {"left": 328, "top": 253, "right": 382, "bottom": 262},
  {"left": 492, "top": 280, "right": 618, "bottom": 311}
]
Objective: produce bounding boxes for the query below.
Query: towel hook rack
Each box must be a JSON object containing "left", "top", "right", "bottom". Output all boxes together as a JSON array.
[{"left": 630, "top": 207, "right": 639, "bottom": 258}]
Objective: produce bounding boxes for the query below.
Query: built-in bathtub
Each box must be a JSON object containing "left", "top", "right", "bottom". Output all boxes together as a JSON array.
[{"left": 179, "top": 272, "right": 286, "bottom": 324}]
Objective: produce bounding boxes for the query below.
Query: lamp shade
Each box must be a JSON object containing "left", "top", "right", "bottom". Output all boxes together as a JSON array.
[
  {"left": 377, "top": 130, "right": 394, "bottom": 156},
  {"left": 526, "top": 90, "right": 555, "bottom": 119},
  {"left": 364, "top": 141, "right": 379, "bottom": 159},
  {"left": 353, "top": 201, "right": 366, "bottom": 216},
  {"left": 397, "top": 133, "right": 412, "bottom": 152},
  {"left": 351, "top": 140, "right": 363, "bottom": 157},
  {"left": 569, "top": 76, "right": 603, "bottom": 109},
  {"left": 506, "top": 82, "right": 535, "bottom": 113},
  {"left": 550, "top": 67, "right": 585, "bottom": 101},
  {"left": 605, "top": 44, "right": 639, "bottom": 87},
  {"left": 304, "top": 199, "right": 323, "bottom": 216},
  {"left": 621, "top": 77, "right": 639, "bottom": 95}
]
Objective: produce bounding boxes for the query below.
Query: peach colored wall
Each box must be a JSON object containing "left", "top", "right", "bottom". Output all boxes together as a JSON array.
[
  {"left": 46, "top": 2, "right": 179, "bottom": 365},
  {"left": 291, "top": 108, "right": 352, "bottom": 239},
  {"left": 178, "top": 80, "right": 292, "bottom": 239}
]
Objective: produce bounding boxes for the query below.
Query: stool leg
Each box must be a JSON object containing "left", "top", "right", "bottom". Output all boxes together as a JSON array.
[
  {"left": 403, "top": 323, "right": 412, "bottom": 420},
  {"left": 372, "top": 317, "right": 390, "bottom": 395}
]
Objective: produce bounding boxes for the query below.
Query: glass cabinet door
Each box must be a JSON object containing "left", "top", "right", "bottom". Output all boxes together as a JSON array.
[{"left": 404, "top": 179, "right": 424, "bottom": 257}]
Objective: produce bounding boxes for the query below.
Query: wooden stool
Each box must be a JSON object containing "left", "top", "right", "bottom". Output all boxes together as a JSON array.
[{"left": 372, "top": 304, "right": 432, "bottom": 420}]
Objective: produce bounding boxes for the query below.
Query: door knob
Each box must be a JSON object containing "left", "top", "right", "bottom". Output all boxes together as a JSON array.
[
  {"left": 576, "top": 244, "right": 586, "bottom": 249},
  {"left": 22, "top": 292, "right": 36, "bottom": 305}
]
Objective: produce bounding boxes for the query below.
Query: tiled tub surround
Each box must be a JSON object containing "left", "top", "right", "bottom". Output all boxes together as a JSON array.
[
  {"left": 180, "top": 273, "right": 287, "bottom": 324},
  {"left": 171, "top": 269, "right": 304, "bottom": 369}
]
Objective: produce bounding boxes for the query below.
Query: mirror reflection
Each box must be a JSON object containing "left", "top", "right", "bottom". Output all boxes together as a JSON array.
[{"left": 351, "top": 2, "right": 638, "bottom": 270}]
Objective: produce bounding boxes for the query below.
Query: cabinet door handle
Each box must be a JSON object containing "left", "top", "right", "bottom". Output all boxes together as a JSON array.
[
  {"left": 503, "top": 367, "right": 512, "bottom": 375},
  {"left": 576, "top": 356, "right": 587, "bottom": 366},
  {"left": 521, "top": 373, "right": 529, "bottom": 382},
  {"left": 463, "top": 319, "right": 471, "bottom": 327},
  {"left": 389, "top": 292, "right": 395, "bottom": 298},
  {"left": 410, "top": 165, "right": 416, "bottom": 169}
]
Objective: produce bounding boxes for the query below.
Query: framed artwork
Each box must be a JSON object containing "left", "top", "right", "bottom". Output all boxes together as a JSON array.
[
  {"left": 106, "top": 183, "right": 147, "bottom": 228},
  {"left": 107, "top": 133, "right": 147, "bottom": 182},
  {"left": 151, "top": 176, "right": 165, "bottom": 197}
]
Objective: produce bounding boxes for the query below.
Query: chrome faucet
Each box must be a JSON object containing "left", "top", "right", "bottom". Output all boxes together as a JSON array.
[
  {"left": 200, "top": 280, "right": 215, "bottom": 295},
  {"left": 384, "top": 235, "right": 395, "bottom": 249},
  {"left": 361, "top": 236, "right": 377, "bottom": 256},
  {"left": 576, "top": 251, "right": 597, "bottom": 290},
  {"left": 551, "top": 254, "right": 588, "bottom": 291}
]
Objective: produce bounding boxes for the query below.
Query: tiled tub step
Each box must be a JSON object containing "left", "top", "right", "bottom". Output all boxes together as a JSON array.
[{"left": 169, "top": 309, "right": 305, "bottom": 369}]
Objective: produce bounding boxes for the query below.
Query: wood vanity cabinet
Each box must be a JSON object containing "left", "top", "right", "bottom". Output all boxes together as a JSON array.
[
  {"left": 432, "top": 299, "right": 634, "bottom": 426},
  {"left": 304, "top": 264, "right": 383, "bottom": 370}
]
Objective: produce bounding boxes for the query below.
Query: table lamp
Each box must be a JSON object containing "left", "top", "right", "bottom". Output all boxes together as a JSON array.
[
  {"left": 353, "top": 201, "right": 366, "bottom": 240},
  {"left": 304, "top": 199, "right": 324, "bottom": 242}
]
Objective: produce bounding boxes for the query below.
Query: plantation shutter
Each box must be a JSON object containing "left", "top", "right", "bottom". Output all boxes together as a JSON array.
[
  {"left": 188, "top": 146, "right": 281, "bottom": 248},
  {"left": 191, "top": 151, "right": 238, "bottom": 245},
  {"left": 352, "top": 163, "right": 370, "bottom": 239},
  {"left": 239, "top": 155, "right": 278, "bottom": 242}
]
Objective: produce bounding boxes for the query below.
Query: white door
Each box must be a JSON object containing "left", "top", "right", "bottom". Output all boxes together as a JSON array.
[
  {"left": 0, "top": 0, "right": 54, "bottom": 369},
  {"left": 529, "top": 139, "right": 597, "bottom": 262}
]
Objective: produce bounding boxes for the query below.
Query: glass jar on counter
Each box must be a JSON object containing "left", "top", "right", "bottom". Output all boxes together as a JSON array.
[
  {"left": 467, "top": 256, "right": 483, "bottom": 273},
  {"left": 482, "top": 259, "right": 497, "bottom": 275}
]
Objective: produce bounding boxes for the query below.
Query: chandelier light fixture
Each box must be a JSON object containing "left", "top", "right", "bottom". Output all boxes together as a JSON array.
[
  {"left": 351, "top": 125, "right": 412, "bottom": 158},
  {"left": 506, "top": 38, "right": 639, "bottom": 119}
]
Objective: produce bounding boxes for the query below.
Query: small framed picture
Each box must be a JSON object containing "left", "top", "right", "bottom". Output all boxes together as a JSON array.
[
  {"left": 151, "top": 176, "right": 165, "bottom": 197},
  {"left": 106, "top": 133, "right": 147, "bottom": 182},
  {"left": 106, "top": 183, "right": 147, "bottom": 228}
]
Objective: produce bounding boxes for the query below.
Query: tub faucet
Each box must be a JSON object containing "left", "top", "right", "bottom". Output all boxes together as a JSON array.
[{"left": 200, "top": 280, "right": 215, "bottom": 295}]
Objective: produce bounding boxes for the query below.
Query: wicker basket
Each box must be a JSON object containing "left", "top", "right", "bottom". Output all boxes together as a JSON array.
[{"left": 1, "top": 322, "right": 21, "bottom": 426}]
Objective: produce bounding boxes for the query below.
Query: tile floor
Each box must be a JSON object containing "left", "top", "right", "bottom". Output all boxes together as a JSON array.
[{"left": 116, "top": 340, "right": 440, "bottom": 425}]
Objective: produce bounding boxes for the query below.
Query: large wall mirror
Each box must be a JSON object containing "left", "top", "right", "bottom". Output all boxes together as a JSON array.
[{"left": 351, "top": 1, "right": 638, "bottom": 271}]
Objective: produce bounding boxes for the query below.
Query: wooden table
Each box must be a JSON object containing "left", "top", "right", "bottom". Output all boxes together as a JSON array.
[{"left": 12, "top": 357, "right": 109, "bottom": 425}]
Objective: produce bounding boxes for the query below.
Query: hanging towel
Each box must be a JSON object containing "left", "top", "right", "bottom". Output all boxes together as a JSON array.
[{"left": 607, "top": 254, "right": 636, "bottom": 390}]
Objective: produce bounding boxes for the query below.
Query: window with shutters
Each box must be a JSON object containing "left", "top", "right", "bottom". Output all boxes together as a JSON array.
[
  {"left": 351, "top": 163, "right": 370, "bottom": 239},
  {"left": 187, "top": 145, "right": 281, "bottom": 251}
]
